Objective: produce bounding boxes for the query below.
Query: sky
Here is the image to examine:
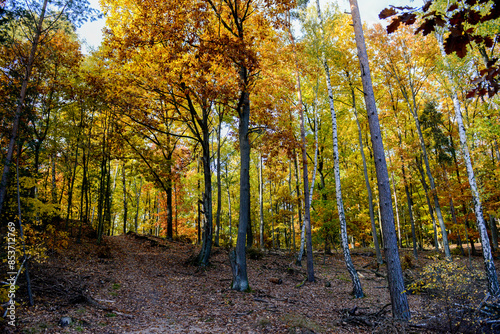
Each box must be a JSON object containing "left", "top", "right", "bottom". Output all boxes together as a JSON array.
[{"left": 76, "top": 0, "right": 414, "bottom": 54}]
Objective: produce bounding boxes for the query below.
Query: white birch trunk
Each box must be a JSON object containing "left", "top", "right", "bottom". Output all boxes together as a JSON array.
[
  {"left": 316, "top": 0, "right": 363, "bottom": 297},
  {"left": 437, "top": 32, "right": 499, "bottom": 295}
]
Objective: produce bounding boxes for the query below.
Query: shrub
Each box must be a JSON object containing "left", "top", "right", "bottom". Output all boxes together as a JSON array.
[
  {"left": 407, "top": 258, "right": 485, "bottom": 333},
  {"left": 247, "top": 247, "right": 264, "bottom": 260}
]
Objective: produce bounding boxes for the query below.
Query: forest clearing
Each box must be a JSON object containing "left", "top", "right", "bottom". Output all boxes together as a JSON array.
[{"left": 1, "top": 0, "right": 500, "bottom": 332}]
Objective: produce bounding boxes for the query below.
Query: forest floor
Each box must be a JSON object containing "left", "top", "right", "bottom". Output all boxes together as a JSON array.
[{"left": 3, "top": 233, "right": 500, "bottom": 334}]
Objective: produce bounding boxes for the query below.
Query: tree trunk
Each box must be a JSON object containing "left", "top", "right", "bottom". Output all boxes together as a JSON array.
[
  {"left": 351, "top": 83, "right": 383, "bottom": 264},
  {"left": 316, "top": 1, "right": 361, "bottom": 295},
  {"left": 197, "top": 123, "right": 213, "bottom": 267},
  {"left": 215, "top": 114, "right": 223, "bottom": 247},
  {"left": 51, "top": 154, "right": 57, "bottom": 204},
  {"left": 292, "top": 32, "right": 315, "bottom": 283},
  {"left": 401, "top": 160, "right": 418, "bottom": 258},
  {"left": 259, "top": 153, "right": 264, "bottom": 249},
  {"left": 414, "top": 114, "right": 451, "bottom": 257},
  {"left": 416, "top": 156, "right": 440, "bottom": 251},
  {"left": 134, "top": 177, "right": 142, "bottom": 233},
  {"left": 65, "top": 144, "right": 79, "bottom": 232},
  {"left": 270, "top": 181, "right": 276, "bottom": 249},
  {"left": 349, "top": 0, "right": 410, "bottom": 319},
  {"left": 197, "top": 157, "right": 201, "bottom": 244},
  {"left": 97, "top": 150, "right": 107, "bottom": 244},
  {"left": 16, "top": 146, "right": 34, "bottom": 306},
  {"left": 437, "top": 32, "right": 499, "bottom": 294},
  {"left": 490, "top": 215, "right": 498, "bottom": 252},
  {"left": 390, "top": 170, "right": 402, "bottom": 249},
  {"left": 122, "top": 162, "right": 127, "bottom": 235},
  {"left": 77, "top": 150, "right": 87, "bottom": 243},
  {"left": 227, "top": 180, "right": 232, "bottom": 246},
  {"left": 166, "top": 161, "right": 173, "bottom": 240},
  {"left": 231, "top": 63, "right": 251, "bottom": 291},
  {"left": 289, "top": 163, "right": 296, "bottom": 251}
]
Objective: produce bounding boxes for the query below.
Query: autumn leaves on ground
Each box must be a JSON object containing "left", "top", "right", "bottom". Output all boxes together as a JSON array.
[{"left": 4, "top": 232, "right": 496, "bottom": 334}]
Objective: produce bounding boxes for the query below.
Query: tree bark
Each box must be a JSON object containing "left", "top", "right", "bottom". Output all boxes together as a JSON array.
[
  {"left": 134, "top": 177, "right": 142, "bottom": 233},
  {"left": 215, "top": 113, "right": 223, "bottom": 247},
  {"left": 349, "top": 0, "right": 410, "bottom": 319},
  {"left": 122, "top": 162, "right": 128, "bottom": 234},
  {"left": 197, "top": 120, "right": 213, "bottom": 266},
  {"left": 231, "top": 64, "right": 251, "bottom": 291},
  {"left": 259, "top": 153, "right": 264, "bottom": 249},
  {"left": 351, "top": 83, "right": 383, "bottom": 264}
]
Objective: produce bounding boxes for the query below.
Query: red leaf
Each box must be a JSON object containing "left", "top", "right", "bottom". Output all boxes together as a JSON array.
[
  {"left": 415, "top": 18, "right": 437, "bottom": 36},
  {"left": 386, "top": 18, "right": 401, "bottom": 34},
  {"left": 379, "top": 7, "right": 397, "bottom": 19},
  {"left": 423, "top": 1, "right": 433, "bottom": 12},
  {"left": 444, "top": 34, "right": 469, "bottom": 58},
  {"left": 400, "top": 12, "right": 416, "bottom": 25},
  {"left": 447, "top": 4, "right": 459, "bottom": 12},
  {"left": 450, "top": 11, "right": 465, "bottom": 26},
  {"left": 466, "top": 9, "right": 481, "bottom": 25}
]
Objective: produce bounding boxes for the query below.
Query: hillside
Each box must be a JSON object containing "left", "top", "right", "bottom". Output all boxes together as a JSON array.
[{"left": 4, "top": 234, "right": 499, "bottom": 333}]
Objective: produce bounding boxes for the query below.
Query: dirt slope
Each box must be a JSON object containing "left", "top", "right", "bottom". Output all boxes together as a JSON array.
[{"left": 6, "top": 234, "right": 487, "bottom": 333}]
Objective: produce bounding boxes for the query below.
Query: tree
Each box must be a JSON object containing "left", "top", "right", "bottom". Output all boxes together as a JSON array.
[
  {"left": 314, "top": 0, "right": 363, "bottom": 298},
  {"left": 349, "top": 0, "right": 410, "bottom": 320},
  {"left": 0, "top": 0, "right": 97, "bottom": 218},
  {"left": 381, "top": 0, "right": 500, "bottom": 297},
  {"left": 286, "top": 3, "right": 315, "bottom": 283},
  {"left": 380, "top": 0, "right": 500, "bottom": 98}
]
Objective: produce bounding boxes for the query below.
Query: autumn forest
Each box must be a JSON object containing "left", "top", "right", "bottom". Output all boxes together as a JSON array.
[{"left": 2, "top": 0, "right": 500, "bottom": 332}]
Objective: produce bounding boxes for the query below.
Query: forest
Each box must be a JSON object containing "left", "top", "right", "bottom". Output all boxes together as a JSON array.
[{"left": 1, "top": 0, "right": 500, "bottom": 332}]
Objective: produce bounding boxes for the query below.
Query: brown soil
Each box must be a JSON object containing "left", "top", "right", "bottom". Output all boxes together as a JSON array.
[{"left": 3, "top": 234, "right": 498, "bottom": 333}]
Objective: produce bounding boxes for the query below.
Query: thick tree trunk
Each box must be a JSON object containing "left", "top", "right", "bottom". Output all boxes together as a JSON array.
[
  {"left": 197, "top": 125, "right": 213, "bottom": 266},
  {"left": 231, "top": 62, "right": 251, "bottom": 290},
  {"left": 352, "top": 85, "right": 383, "bottom": 264},
  {"left": 349, "top": 0, "right": 410, "bottom": 319}
]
